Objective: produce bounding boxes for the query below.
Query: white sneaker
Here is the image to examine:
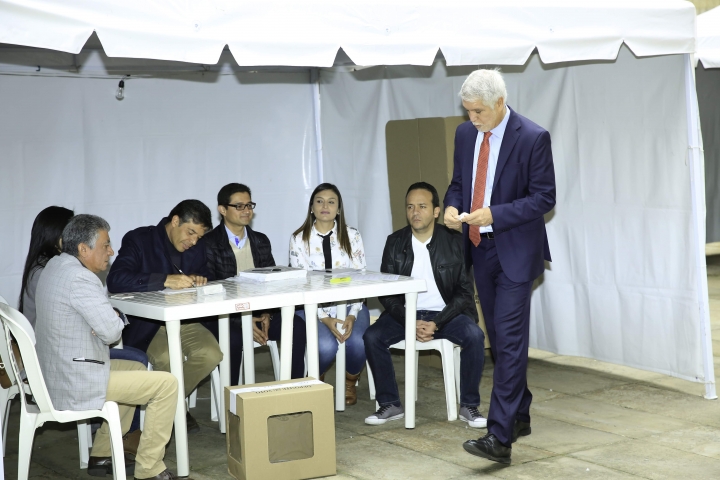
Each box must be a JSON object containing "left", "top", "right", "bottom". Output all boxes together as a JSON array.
[
  {"left": 365, "top": 404, "right": 404, "bottom": 425},
  {"left": 459, "top": 406, "right": 487, "bottom": 428}
]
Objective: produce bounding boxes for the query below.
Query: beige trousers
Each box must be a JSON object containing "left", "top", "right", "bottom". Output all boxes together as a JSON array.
[
  {"left": 146, "top": 323, "right": 223, "bottom": 397},
  {"left": 91, "top": 360, "right": 178, "bottom": 478}
]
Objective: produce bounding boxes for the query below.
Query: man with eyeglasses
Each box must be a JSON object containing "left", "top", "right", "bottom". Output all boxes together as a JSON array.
[
  {"left": 203, "top": 183, "right": 307, "bottom": 384},
  {"left": 107, "top": 199, "right": 223, "bottom": 435}
]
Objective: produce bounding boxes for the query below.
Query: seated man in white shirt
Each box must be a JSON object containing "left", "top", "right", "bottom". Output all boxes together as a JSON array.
[{"left": 363, "top": 182, "right": 486, "bottom": 427}]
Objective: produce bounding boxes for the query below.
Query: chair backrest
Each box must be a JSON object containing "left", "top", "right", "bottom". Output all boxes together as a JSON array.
[{"left": 0, "top": 303, "right": 54, "bottom": 413}]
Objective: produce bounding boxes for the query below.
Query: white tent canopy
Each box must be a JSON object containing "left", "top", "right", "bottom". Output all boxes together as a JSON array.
[
  {"left": 0, "top": 0, "right": 714, "bottom": 399},
  {"left": 0, "top": 0, "right": 695, "bottom": 66}
]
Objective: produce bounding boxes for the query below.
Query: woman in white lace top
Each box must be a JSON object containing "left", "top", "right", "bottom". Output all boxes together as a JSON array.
[{"left": 289, "top": 183, "right": 370, "bottom": 405}]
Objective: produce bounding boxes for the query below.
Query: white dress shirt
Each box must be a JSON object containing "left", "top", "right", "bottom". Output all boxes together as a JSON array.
[
  {"left": 225, "top": 224, "right": 247, "bottom": 249},
  {"left": 471, "top": 105, "right": 511, "bottom": 233}
]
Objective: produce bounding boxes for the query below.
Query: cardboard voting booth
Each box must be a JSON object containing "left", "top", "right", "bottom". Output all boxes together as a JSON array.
[{"left": 225, "top": 378, "right": 336, "bottom": 480}]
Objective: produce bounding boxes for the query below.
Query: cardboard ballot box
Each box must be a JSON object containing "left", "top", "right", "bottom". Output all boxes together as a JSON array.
[{"left": 225, "top": 378, "right": 336, "bottom": 480}]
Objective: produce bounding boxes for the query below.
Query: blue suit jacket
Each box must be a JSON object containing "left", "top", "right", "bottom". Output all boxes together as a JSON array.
[
  {"left": 107, "top": 217, "right": 209, "bottom": 351},
  {"left": 443, "top": 107, "right": 556, "bottom": 283}
]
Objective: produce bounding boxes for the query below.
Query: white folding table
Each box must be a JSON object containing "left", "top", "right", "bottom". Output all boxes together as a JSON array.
[
  {"left": 109, "top": 280, "right": 304, "bottom": 478},
  {"left": 297, "top": 271, "right": 426, "bottom": 428},
  {"left": 108, "top": 272, "right": 426, "bottom": 476}
]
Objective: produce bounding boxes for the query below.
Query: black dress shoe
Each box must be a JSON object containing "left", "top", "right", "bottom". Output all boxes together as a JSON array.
[
  {"left": 512, "top": 419, "right": 531, "bottom": 443},
  {"left": 186, "top": 411, "right": 200, "bottom": 434},
  {"left": 87, "top": 453, "right": 135, "bottom": 476},
  {"left": 463, "top": 433, "right": 511, "bottom": 464}
]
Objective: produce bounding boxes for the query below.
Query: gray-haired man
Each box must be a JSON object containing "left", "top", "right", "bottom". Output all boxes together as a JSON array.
[{"left": 36, "top": 215, "right": 181, "bottom": 480}]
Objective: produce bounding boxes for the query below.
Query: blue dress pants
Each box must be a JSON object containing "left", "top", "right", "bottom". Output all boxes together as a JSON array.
[{"left": 472, "top": 236, "right": 534, "bottom": 447}]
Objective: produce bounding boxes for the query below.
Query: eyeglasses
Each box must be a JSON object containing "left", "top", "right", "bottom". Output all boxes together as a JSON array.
[{"left": 225, "top": 202, "right": 257, "bottom": 211}]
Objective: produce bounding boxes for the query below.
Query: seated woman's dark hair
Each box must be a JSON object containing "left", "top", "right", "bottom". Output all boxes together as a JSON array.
[{"left": 19, "top": 206, "right": 74, "bottom": 312}]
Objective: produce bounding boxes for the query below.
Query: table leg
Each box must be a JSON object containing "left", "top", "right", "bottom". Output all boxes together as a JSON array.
[
  {"left": 305, "top": 303, "right": 320, "bottom": 379},
  {"left": 241, "top": 312, "right": 255, "bottom": 385},
  {"left": 404, "top": 292, "right": 418, "bottom": 429},
  {"left": 217, "top": 314, "right": 230, "bottom": 434},
  {"left": 165, "top": 321, "right": 190, "bottom": 476},
  {"left": 279, "top": 305, "right": 295, "bottom": 380},
  {"left": 335, "top": 303, "right": 347, "bottom": 411}
]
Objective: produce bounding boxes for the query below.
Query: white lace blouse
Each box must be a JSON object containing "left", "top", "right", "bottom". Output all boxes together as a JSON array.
[{"left": 289, "top": 221, "right": 366, "bottom": 318}]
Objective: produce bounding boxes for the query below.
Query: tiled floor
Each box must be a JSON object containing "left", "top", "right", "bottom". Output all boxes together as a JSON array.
[{"left": 5, "top": 276, "right": 720, "bottom": 479}]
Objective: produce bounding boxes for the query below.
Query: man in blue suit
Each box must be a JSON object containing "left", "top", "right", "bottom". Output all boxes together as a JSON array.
[
  {"left": 107, "top": 199, "right": 223, "bottom": 434},
  {"left": 443, "top": 69, "right": 556, "bottom": 464}
]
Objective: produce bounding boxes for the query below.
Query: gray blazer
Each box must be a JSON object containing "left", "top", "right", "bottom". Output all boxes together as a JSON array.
[{"left": 35, "top": 253, "right": 125, "bottom": 411}]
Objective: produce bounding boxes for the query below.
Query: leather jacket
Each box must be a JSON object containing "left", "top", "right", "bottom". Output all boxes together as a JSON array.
[{"left": 379, "top": 224, "right": 477, "bottom": 330}]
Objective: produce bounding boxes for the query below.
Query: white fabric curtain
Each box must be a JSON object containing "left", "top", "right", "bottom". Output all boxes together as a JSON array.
[
  {"left": 320, "top": 47, "right": 703, "bottom": 381},
  {"left": 0, "top": 51, "right": 319, "bottom": 308}
]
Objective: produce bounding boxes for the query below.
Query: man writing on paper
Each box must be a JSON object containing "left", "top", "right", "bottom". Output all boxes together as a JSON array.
[
  {"left": 443, "top": 69, "right": 556, "bottom": 464},
  {"left": 107, "top": 199, "right": 222, "bottom": 434},
  {"left": 203, "top": 183, "right": 307, "bottom": 383},
  {"left": 36, "top": 215, "right": 179, "bottom": 480},
  {"left": 363, "top": 182, "right": 486, "bottom": 427}
]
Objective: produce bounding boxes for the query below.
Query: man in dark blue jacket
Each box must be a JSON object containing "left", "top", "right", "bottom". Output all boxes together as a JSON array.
[
  {"left": 444, "top": 70, "right": 556, "bottom": 463},
  {"left": 107, "top": 199, "right": 222, "bottom": 434},
  {"left": 204, "top": 183, "right": 306, "bottom": 383}
]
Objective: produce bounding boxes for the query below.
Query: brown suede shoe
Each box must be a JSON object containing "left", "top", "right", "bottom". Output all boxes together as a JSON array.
[
  {"left": 345, "top": 372, "right": 360, "bottom": 405},
  {"left": 122, "top": 429, "right": 141, "bottom": 457}
]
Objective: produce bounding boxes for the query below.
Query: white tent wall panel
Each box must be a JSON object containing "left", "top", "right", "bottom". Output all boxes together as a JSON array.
[
  {"left": 0, "top": 67, "right": 319, "bottom": 308},
  {"left": 320, "top": 47, "right": 703, "bottom": 380}
]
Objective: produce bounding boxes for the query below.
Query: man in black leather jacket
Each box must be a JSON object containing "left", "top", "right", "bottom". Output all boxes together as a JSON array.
[
  {"left": 363, "top": 182, "right": 486, "bottom": 427},
  {"left": 203, "top": 183, "right": 306, "bottom": 383}
]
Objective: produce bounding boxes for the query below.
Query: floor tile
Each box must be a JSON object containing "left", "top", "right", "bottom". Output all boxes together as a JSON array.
[
  {"left": 516, "top": 415, "right": 626, "bottom": 454},
  {"left": 582, "top": 383, "right": 720, "bottom": 427},
  {"left": 484, "top": 455, "right": 642, "bottom": 479},
  {"left": 643, "top": 425, "right": 720, "bottom": 460},
  {"left": 570, "top": 439, "right": 720, "bottom": 479},
  {"left": 336, "top": 435, "right": 476, "bottom": 479},
  {"left": 531, "top": 396, "right": 695, "bottom": 438}
]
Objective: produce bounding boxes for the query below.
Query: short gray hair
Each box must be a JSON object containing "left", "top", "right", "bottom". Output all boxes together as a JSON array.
[
  {"left": 459, "top": 69, "right": 508, "bottom": 107},
  {"left": 62, "top": 214, "right": 111, "bottom": 257}
]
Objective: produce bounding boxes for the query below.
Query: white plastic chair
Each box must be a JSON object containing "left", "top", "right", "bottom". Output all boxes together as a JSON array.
[
  {"left": 367, "top": 339, "right": 460, "bottom": 421},
  {"left": 0, "top": 296, "right": 32, "bottom": 457},
  {"left": 0, "top": 303, "right": 126, "bottom": 480}
]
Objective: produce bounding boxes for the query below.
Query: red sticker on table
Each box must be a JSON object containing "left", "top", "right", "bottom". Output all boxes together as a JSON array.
[{"left": 235, "top": 302, "right": 250, "bottom": 311}]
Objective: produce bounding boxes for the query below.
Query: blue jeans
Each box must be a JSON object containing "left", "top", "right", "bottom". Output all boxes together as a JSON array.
[
  {"left": 296, "top": 305, "right": 370, "bottom": 375},
  {"left": 109, "top": 346, "right": 148, "bottom": 432},
  {"left": 363, "top": 311, "right": 485, "bottom": 407}
]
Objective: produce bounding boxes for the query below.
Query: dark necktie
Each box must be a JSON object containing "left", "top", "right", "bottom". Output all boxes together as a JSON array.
[{"left": 318, "top": 232, "right": 333, "bottom": 270}]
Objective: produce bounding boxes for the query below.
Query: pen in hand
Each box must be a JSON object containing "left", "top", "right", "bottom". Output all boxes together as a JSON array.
[{"left": 172, "top": 263, "right": 196, "bottom": 287}]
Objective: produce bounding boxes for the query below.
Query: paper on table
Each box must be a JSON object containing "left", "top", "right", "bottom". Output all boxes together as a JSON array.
[{"left": 160, "top": 287, "right": 196, "bottom": 295}]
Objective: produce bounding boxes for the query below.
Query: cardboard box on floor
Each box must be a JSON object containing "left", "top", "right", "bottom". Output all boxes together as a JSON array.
[
  {"left": 225, "top": 378, "right": 336, "bottom": 480},
  {"left": 385, "top": 116, "right": 491, "bottom": 353}
]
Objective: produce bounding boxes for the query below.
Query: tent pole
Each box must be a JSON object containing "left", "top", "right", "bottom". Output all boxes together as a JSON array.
[
  {"left": 684, "top": 53, "right": 717, "bottom": 400},
  {"left": 311, "top": 68, "right": 324, "bottom": 183}
]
